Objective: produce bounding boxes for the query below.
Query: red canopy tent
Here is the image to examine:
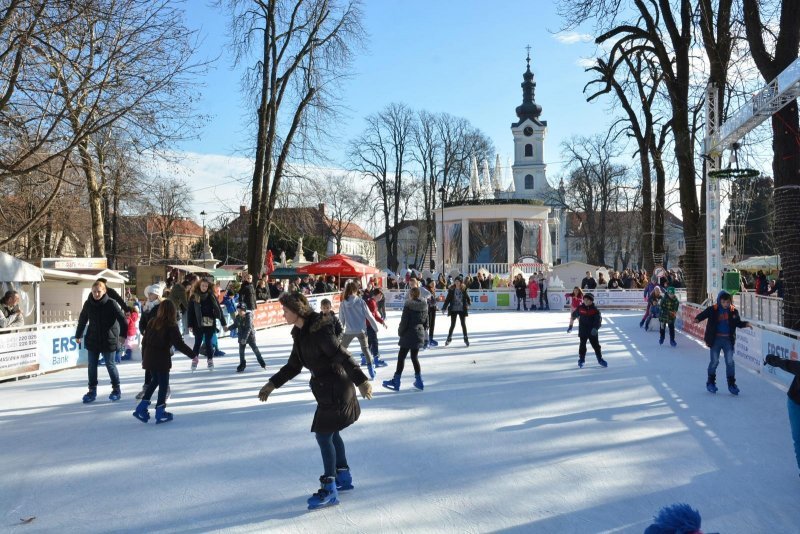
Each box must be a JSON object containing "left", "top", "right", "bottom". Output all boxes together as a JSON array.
[{"left": 297, "top": 254, "right": 379, "bottom": 277}]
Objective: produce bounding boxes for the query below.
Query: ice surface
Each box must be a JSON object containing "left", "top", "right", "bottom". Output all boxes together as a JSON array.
[{"left": 1, "top": 310, "right": 798, "bottom": 533}]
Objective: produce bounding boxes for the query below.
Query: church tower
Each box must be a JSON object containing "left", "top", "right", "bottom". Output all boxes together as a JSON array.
[{"left": 511, "top": 50, "right": 547, "bottom": 199}]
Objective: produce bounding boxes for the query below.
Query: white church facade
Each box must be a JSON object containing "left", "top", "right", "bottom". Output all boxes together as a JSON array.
[{"left": 435, "top": 53, "right": 565, "bottom": 276}]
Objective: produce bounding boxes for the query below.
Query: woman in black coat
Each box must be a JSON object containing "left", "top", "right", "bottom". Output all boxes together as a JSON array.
[
  {"left": 75, "top": 280, "right": 128, "bottom": 403},
  {"left": 258, "top": 292, "right": 372, "bottom": 510},
  {"left": 383, "top": 287, "right": 428, "bottom": 392},
  {"left": 187, "top": 278, "right": 227, "bottom": 370},
  {"left": 442, "top": 278, "right": 470, "bottom": 347},
  {"left": 133, "top": 300, "right": 196, "bottom": 424},
  {"left": 513, "top": 273, "right": 528, "bottom": 311}
]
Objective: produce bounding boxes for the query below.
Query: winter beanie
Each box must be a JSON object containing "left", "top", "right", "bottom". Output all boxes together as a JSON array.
[
  {"left": 666, "top": 286, "right": 676, "bottom": 295},
  {"left": 145, "top": 283, "right": 164, "bottom": 298},
  {"left": 278, "top": 291, "right": 312, "bottom": 318},
  {"left": 583, "top": 293, "right": 594, "bottom": 302},
  {"left": 643, "top": 503, "right": 703, "bottom": 534}
]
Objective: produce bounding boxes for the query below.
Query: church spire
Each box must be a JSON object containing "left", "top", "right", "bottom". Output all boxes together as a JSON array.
[{"left": 514, "top": 45, "right": 542, "bottom": 125}]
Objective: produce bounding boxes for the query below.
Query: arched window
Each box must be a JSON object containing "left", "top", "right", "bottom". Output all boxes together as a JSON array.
[
  {"left": 524, "top": 144, "right": 533, "bottom": 157},
  {"left": 524, "top": 174, "right": 534, "bottom": 189}
]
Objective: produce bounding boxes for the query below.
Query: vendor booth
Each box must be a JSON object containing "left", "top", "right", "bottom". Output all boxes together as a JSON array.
[{"left": 297, "top": 254, "right": 378, "bottom": 285}]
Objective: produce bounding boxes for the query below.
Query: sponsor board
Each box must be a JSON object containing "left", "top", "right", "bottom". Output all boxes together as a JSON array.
[
  {"left": 0, "top": 330, "right": 39, "bottom": 378},
  {"left": 760, "top": 328, "right": 799, "bottom": 389},
  {"left": 39, "top": 326, "right": 87, "bottom": 372},
  {"left": 734, "top": 324, "right": 762, "bottom": 372},
  {"left": 252, "top": 293, "right": 341, "bottom": 330}
]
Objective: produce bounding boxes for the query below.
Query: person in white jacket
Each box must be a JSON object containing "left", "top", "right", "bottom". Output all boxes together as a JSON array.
[{"left": 339, "top": 282, "right": 378, "bottom": 379}]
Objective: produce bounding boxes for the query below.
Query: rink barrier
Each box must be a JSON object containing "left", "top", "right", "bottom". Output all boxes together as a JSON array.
[
  {"left": 252, "top": 292, "right": 341, "bottom": 330},
  {"left": 678, "top": 302, "right": 798, "bottom": 389},
  {"left": 385, "top": 288, "right": 687, "bottom": 311},
  {"left": 0, "top": 321, "right": 85, "bottom": 381}
]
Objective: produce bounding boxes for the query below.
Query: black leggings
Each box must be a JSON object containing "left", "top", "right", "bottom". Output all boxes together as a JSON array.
[
  {"left": 193, "top": 326, "right": 216, "bottom": 358},
  {"left": 660, "top": 322, "right": 676, "bottom": 342},
  {"left": 395, "top": 347, "right": 421, "bottom": 376},
  {"left": 579, "top": 335, "right": 602, "bottom": 360},
  {"left": 517, "top": 294, "right": 527, "bottom": 309},
  {"left": 143, "top": 371, "right": 170, "bottom": 406},
  {"left": 447, "top": 312, "right": 468, "bottom": 341},
  {"left": 428, "top": 307, "right": 436, "bottom": 338}
]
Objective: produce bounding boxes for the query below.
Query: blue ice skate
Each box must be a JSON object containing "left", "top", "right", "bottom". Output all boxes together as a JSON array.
[
  {"left": 133, "top": 400, "right": 151, "bottom": 423},
  {"left": 670, "top": 340, "right": 677, "bottom": 348},
  {"left": 82, "top": 388, "right": 97, "bottom": 403},
  {"left": 578, "top": 360, "right": 584, "bottom": 369},
  {"left": 335, "top": 468, "right": 354, "bottom": 491},
  {"left": 413, "top": 374, "right": 424, "bottom": 390},
  {"left": 382, "top": 374, "right": 401, "bottom": 391},
  {"left": 598, "top": 358, "right": 608, "bottom": 368},
  {"left": 428, "top": 338, "right": 438, "bottom": 347},
  {"left": 307, "top": 476, "right": 339, "bottom": 510},
  {"left": 706, "top": 382, "right": 718, "bottom": 394},
  {"left": 360, "top": 353, "right": 367, "bottom": 366},
  {"left": 155, "top": 404, "right": 173, "bottom": 424},
  {"left": 728, "top": 379, "right": 739, "bottom": 396},
  {"left": 373, "top": 355, "right": 388, "bottom": 367}
]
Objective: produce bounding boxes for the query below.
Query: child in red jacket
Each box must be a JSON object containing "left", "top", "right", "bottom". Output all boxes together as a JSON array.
[
  {"left": 527, "top": 275, "right": 539, "bottom": 311},
  {"left": 124, "top": 306, "right": 139, "bottom": 360}
]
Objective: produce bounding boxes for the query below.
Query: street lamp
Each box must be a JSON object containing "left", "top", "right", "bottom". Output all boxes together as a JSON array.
[
  {"left": 200, "top": 210, "right": 207, "bottom": 258},
  {"left": 438, "top": 187, "right": 446, "bottom": 273}
]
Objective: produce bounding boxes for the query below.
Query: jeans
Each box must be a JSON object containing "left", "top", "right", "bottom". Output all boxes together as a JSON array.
[
  {"left": 239, "top": 334, "right": 265, "bottom": 366},
  {"left": 447, "top": 312, "right": 468, "bottom": 341},
  {"left": 341, "top": 332, "right": 372, "bottom": 364},
  {"left": 708, "top": 337, "right": 735, "bottom": 378},
  {"left": 788, "top": 397, "right": 800, "bottom": 471},
  {"left": 578, "top": 335, "right": 602, "bottom": 361},
  {"left": 315, "top": 431, "right": 348, "bottom": 478},
  {"left": 143, "top": 370, "right": 170, "bottom": 406},
  {"left": 87, "top": 350, "right": 120, "bottom": 388},
  {"left": 366, "top": 324, "right": 379, "bottom": 357},
  {"left": 395, "top": 347, "right": 421, "bottom": 376}
]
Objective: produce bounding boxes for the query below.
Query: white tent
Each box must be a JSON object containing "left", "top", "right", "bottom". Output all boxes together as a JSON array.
[
  {"left": 550, "top": 261, "right": 601, "bottom": 290},
  {"left": 0, "top": 252, "right": 43, "bottom": 283}
]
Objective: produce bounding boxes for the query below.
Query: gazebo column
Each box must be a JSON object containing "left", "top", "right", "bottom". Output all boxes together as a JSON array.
[
  {"left": 461, "top": 219, "right": 469, "bottom": 274},
  {"left": 506, "top": 218, "right": 515, "bottom": 274}
]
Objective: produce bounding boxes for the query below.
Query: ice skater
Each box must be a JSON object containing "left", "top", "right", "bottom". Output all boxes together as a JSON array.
[
  {"left": 764, "top": 353, "right": 800, "bottom": 476},
  {"left": 75, "top": 280, "right": 128, "bottom": 403},
  {"left": 425, "top": 280, "right": 439, "bottom": 347},
  {"left": 383, "top": 287, "right": 428, "bottom": 391},
  {"left": 232, "top": 302, "right": 266, "bottom": 372},
  {"left": 133, "top": 300, "right": 197, "bottom": 424},
  {"left": 319, "top": 299, "right": 343, "bottom": 338},
  {"left": 442, "top": 278, "right": 470, "bottom": 347},
  {"left": 257, "top": 292, "right": 372, "bottom": 510},
  {"left": 187, "top": 278, "right": 227, "bottom": 371},
  {"left": 694, "top": 290, "right": 751, "bottom": 395},
  {"left": 643, "top": 286, "right": 662, "bottom": 331},
  {"left": 339, "top": 282, "right": 379, "bottom": 378},
  {"left": 567, "top": 292, "right": 607, "bottom": 368},
  {"left": 658, "top": 286, "right": 680, "bottom": 347}
]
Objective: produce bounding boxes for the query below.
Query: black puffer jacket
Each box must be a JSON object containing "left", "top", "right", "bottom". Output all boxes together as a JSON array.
[
  {"left": 238, "top": 281, "right": 257, "bottom": 310},
  {"left": 443, "top": 287, "right": 470, "bottom": 316},
  {"left": 571, "top": 303, "right": 602, "bottom": 338},
  {"left": 514, "top": 279, "right": 527, "bottom": 298},
  {"left": 75, "top": 294, "right": 127, "bottom": 352},
  {"left": 398, "top": 298, "right": 428, "bottom": 349},
  {"left": 269, "top": 312, "right": 369, "bottom": 433}
]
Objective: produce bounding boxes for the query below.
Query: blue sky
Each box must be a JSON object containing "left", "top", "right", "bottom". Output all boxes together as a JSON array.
[{"left": 173, "top": 0, "right": 616, "bottom": 218}]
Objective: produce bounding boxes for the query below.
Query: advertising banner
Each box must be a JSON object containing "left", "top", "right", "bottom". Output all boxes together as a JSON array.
[
  {"left": 252, "top": 293, "right": 341, "bottom": 330},
  {"left": 734, "top": 324, "right": 763, "bottom": 372},
  {"left": 0, "top": 329, "right": 39, "bottom": 378},
  {"left": 679, "top": 304, "right": 706, "bottom": 342},
  {"left": 38, "top": 326, "right": 87, "bottom": 372},
  {"left": 760, "top": 328, "right": 798, "bottom": 388}
]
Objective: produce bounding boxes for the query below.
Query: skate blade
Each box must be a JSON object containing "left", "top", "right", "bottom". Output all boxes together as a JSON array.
[{"left": 307, "top": 498, "right": 339, "bottom": 511}]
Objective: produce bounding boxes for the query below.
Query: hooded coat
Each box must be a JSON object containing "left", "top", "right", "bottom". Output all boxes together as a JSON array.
[
  {"left": 75, "top": 294, "right": 127, "bottom": 352},
  {"left": 694, "top": 290, "right": 748, "bottom": 347},
  {"left": 188, "top": 289, "right": 227, "bottom": 330},
  {"left": 142, "top": 324, "right": 195, "bottom": 372},
  {"left": 398, "top": 298, "right": 429, "bottom": 349},
  {"left": 269, "top": 312, "right": 369, "bottom": 433},
  {"left": 571, "top": 302, "right": 602, "bottom": 337},
  {"left": 659, "top": 293, "right": 680, "bottom": 324}
]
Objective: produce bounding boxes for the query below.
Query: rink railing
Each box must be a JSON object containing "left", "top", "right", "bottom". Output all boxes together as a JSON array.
[
  {"left": 678, "top": 302, "right": 798, "bottom": 390},
  {"left": 738, "top": 291, "right": 784, "bottom": 327},
  {"left": 384, "top": 288, "right": 687, "bottom": 311},
  {"left": 0, "top": 320, "right": 83, "bottom": 382}
]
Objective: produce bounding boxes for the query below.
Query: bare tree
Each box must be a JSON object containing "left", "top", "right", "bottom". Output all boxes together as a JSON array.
[
  {"left": 350, "top": 103, "right": 414, "bottom": 272},
  {"left": 311, "top": 172, "right": 368, "bottom": 255},
  {"left": 743, "top": 0, "right": 800, "bottom": 327},
  {"left": 221, "top": 0, "right": 364, "bottom": 274},
  {"left": 139, "top": 178, "right": 194, "bottom": 261},
  {"left": 560, "top": 134, "right": 629, "bottom": 266}
]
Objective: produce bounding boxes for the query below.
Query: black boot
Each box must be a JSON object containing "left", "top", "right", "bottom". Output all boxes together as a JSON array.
[{"left": 727, "top": 377, "right": 739, "bottom": 396}]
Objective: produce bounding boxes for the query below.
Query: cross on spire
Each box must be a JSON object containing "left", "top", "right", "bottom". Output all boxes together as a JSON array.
[{"left": 525, "top": 44, "right": 531, "bottom": 66}]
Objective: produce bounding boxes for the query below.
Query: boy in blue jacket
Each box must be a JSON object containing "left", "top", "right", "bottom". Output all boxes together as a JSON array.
[
  {"left": 694, "top": 290, "right": 750, "bottom": 395},
  {"left": 567, "top": 293, "right": 608, "bottom": 369},
  {"left": 222, "top": 290, "right": 238, "bottom": 338}
]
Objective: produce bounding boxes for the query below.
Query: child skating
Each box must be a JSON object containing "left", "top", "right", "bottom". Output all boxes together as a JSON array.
[
  {"left": 694, "top": 290, "right": 750, "bottom": 395},
  {"left": 658, "top": 286, "right": 679, "bottom": 347},
  {"left": 232, "top": 302, "right": 266, "bottom": 372},
  {"left": 567, "top": 292, "right": 607, "bottom": 368}
]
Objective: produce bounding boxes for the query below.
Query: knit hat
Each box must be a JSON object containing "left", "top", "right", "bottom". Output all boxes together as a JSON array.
[
  {"left": 583, "top": 292, "right": 594, "bottom": 302},
  {"left": 278, "top": 291, "right": 312, "bottom": 318},
  {"left": 145, "top": 283, "right": 164, "bottom": 298},
  {"left": 643, "top": 503, "right": 702, "bottom": 534},
  {"left": 236, "top": 302, "right": 247, "bottom": 310},
  {"left": 666, "top": 286, "right": 676, "bottom": 295}
]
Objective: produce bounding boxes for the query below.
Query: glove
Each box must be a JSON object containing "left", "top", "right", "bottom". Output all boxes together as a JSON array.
[
  {"left": 765, "top": 354, "right": 780, "bottom": 367},
  {"left": 567, "top": 325, "right": 572, "bottom": 333},
  {"left": 358, "top": 381, "right": 373, "bottom": 400},
  {"left": 258, "top": 381, "right": 276, "bottom": 402},
  {"left": 590, "top": 328, "right": 598, "bottom": 337}
]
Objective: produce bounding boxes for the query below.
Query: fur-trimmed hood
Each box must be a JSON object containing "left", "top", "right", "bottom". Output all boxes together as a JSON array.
[{"left": 404, "top": 298, "right": 427, "bottom": 312}]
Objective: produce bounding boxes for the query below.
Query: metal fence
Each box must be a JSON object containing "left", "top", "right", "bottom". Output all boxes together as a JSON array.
[{"left": 738, "top": 291, "right": 784, "bottom": 326}]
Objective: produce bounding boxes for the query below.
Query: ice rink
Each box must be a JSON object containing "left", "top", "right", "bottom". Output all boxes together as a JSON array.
[{"left": 2, "top": 308, "right": 798, "bottom": 533}]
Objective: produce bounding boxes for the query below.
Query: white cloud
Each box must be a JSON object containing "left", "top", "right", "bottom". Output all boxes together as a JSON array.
[
  {"left": 554, "top": 31, "right": 594, "bottom": 45},
  {"left": 576, "top": 57, "right": 597, "bottom": 69}
]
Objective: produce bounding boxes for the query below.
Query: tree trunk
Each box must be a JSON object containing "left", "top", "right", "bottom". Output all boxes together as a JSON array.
[
  {"left": 639, "top": 150, "right": 654, "bottom": 273},
  {"left": 78, "top": 138, "right": 105, "bottom": 258},
  {"left": 652, "top": 146, "right": 666, "bottom": 262}
]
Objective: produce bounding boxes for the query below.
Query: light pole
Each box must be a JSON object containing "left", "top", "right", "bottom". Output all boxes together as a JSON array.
[
  {"left": 200, "top": 210, "right": 207, "bottom": 258},
  {"left": 438, "top": 187, "right": 446, "bottom": 273}
]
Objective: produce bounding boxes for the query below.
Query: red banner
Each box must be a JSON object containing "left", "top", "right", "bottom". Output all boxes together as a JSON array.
[
  {"left": 252, "top": 293, "right": 341, "bottom": 330},
  {"left": 679, "top": 303, "right": 706, "bottom": 342}
]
